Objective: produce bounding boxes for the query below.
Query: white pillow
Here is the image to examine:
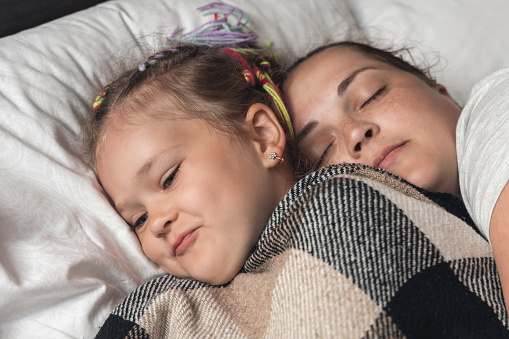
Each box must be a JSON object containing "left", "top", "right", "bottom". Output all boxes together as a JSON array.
[
  {"left": 0, "top": 1, "right": 357, "bottom": 338},
  {"left": 345, "top": 0, "right": 509, "bottom": 105}
]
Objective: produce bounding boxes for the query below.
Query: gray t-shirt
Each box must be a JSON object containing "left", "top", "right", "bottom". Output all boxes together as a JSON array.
[{"left": 457, "top": 67, "right": 509, "bottom": 243}]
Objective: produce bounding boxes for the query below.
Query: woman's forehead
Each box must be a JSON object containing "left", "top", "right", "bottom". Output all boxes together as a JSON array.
[
  {"left": 285, "top": 48, "right": 381, "bottom": 94},
  {"left": 297, "top": 47, "right": 383, "bottom": 74}
]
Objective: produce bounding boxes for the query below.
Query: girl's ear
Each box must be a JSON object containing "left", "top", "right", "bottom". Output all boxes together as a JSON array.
[{"left": 245, "top": 103, "right": 287, "bottom": 169}]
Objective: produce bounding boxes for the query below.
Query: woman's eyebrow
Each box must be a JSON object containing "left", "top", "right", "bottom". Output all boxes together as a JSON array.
[
  {"left": 295, "top": 121, "right": 318, "bottom": 147},
  {"left": 295, "top": 67, "right": 378, "bottom": 147},
  {"left": 337, "top": 66, "right": 378, "bottom": 96}
]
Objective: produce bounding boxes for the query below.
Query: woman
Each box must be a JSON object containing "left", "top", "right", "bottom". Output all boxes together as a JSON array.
[{"left": 283, "top": 40, "right": 509, "bottom": 313}]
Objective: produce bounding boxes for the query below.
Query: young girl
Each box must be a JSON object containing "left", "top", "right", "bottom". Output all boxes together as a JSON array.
[
  {"left": 282, "top": 41, "right": 509, "bottom": 309},
  {"left": 85, "top": 44, "right": 296, "bottom": 285}
]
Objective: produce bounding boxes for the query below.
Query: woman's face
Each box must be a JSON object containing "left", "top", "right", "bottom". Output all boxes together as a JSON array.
[
  {"left": 284, "top": 47, "right": 462, "bottom": 195},
  {"left": 96, "top": 114, "right": 285, "bottom": 285}
]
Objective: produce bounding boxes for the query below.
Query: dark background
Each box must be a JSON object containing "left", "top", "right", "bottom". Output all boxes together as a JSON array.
[{"left": 0, "top": 0, "right": 109, "bottom": 38}]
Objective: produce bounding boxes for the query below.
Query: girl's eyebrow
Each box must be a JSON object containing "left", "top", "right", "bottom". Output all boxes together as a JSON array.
[
  {"left": 136, "top": 155, "right": 159, "bottom": 181},
  {"left": 114, "top": 157, "right": 159, "bottom": 215},
  {"left": 115, "top": 198, "right": 130, "bottom": 215},
  {"left": 337, "top": 66, "right": 378, "bottom": 96},
  {"left": 116, "top": 147, "right": 179, "bottom": 214},
  {"left": 116, "top": 156, "right": 162, "bottom": 213},
  {"left": 115, "top": 155, "right": 162, "bottom": 215},
  {"left": 136, "top": 146, "right": 179, "bottom": 181}
]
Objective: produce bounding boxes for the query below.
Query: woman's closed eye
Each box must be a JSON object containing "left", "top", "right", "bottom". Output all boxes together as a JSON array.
[
  {"left": 360, "top": 85, "right": 386, "bottom": 109},
  {"left": 316, "top": 142, "right": 333, "bottom": 168}
]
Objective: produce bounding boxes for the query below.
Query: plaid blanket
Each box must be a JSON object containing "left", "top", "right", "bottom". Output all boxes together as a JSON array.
[{"left": 95, "top": 164, "right": 509, "bottom": 338}]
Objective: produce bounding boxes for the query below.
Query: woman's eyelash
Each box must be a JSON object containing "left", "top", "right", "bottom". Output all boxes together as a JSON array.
[
  {"left": 162, "top": 164, "right": 181, "bottom": 190},
  {"left": 361, "top": 86, "right": 386, "bottom": 109},
  {"left": 316, "top": 143, "right": 333, "bottom": 168}
]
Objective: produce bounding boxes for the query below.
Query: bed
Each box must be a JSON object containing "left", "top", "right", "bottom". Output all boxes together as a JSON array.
[{"left": 2, "top": 0, "right": 509, "bottom": 337}]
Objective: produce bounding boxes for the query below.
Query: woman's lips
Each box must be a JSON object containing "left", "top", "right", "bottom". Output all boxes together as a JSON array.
[
  {"left": 373, "top": 141, "right": 407, "bottom": 170},
  {"left": 173, "top": 228, "right": 199, "bottom": 256}
]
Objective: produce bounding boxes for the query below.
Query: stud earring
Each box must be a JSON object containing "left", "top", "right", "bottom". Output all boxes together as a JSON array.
[{"left": 269, "top": 152, "right": 284, "bottom": 163}]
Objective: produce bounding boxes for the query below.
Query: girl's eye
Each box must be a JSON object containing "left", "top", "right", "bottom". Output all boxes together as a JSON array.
[
  {"left": 162, "top": 164, "right": 180, "bottom": 190},
  {"left": 133, "top": 213, "right": 148, "bottom": 230},
  {"left": 361, "top": 86, "right": 386, "bottom": 109}
]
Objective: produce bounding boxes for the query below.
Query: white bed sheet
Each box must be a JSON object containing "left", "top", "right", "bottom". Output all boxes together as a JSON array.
[{"left": 0, "top": 0, "right": 356, "bottom": 338}]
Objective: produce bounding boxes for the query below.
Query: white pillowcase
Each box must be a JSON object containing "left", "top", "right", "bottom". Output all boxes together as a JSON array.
[{"left": 0, "top": 0, "right": 357, "bottom": 338}]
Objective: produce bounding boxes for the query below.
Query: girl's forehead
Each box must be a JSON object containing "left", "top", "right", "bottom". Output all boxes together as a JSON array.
[
  {"left": 111, "top": 98, "right": 183, "bottom": 126},
  {"left": 95, "top": 107, "right": 177, "bottom": 160}
]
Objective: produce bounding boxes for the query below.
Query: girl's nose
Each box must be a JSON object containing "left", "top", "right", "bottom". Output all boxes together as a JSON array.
[{"left": 148, "top": 202, "right": 178, "bottom": 238}]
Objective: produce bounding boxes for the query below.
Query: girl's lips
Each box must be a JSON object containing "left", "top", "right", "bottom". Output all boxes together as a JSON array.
[
  {"left": 373, "top": 141, "right": 407, "bottom": 170},
  {"left": 173, "top": 228, "right": 199, "bottom": 256}
]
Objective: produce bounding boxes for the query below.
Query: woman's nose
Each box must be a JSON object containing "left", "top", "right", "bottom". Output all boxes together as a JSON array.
[{"left": 345, "top": 120, "right": 377, "bottom": 157}]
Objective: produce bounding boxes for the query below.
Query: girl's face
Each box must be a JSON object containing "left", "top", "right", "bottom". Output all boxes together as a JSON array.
[
  {"left": 284, "top": 47, "right": 462, "bottom": 195},
  {"left": 96, "top": 114, "right": 286, "bottom": 285}
]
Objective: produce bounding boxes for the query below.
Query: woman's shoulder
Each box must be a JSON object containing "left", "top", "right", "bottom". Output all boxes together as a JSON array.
[
  {"left": 460, "top": 67, "right": 509, "bottom": 122},
  {"left": 457, "top": 67, "right": 509, "bottom": 238},
  {"left": 469, "top": 67, "right": 509, "bottom": 97}
]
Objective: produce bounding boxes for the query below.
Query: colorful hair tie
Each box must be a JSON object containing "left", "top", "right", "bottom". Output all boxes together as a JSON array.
[
  {"left": 165, "top": 3, "right": 259, "bottom": 48},
  {"left": 138, "top": 53, "right": 166, "bottom": 72},
  {"left": 259, "top": 61, "right": 270, "bottom": 68},
  {"left": 93, "top": 86, "right": 109, "bottom": 111},
  {"left": 222, "top": 48, "right": 294, "bottom": 138},
  {"left": 243, "top": 69, "right": 256, "bottom": 85}
]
